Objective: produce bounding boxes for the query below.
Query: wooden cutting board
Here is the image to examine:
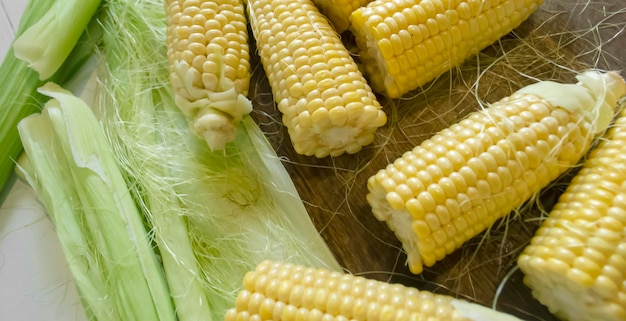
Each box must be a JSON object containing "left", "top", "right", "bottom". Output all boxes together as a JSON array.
[{"left": 247, "top": 1, "right": 626, "bottom": 320}]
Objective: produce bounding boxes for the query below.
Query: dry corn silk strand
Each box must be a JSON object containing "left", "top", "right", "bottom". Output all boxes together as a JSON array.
[{"left": 245, "top": 1, "right": 626, "bottom": 320}]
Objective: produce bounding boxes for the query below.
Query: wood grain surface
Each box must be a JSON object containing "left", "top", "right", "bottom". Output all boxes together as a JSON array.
[{"left": 246, "top": 1, "right": 626, "bottom": 320}]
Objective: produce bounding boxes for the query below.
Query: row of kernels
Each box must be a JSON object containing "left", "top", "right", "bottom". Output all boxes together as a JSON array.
[
  {"left": 411, "top": 100, "right": 591, "bottom": 267},
  {"left": 229, "top": 291, "right": 444, "bottom": 321},
  {"left": 523, "top": 235, "right": 626, "bottom": 299},
  {"left": 226, "top": 292, "right": 352, "bottom": 321},
  {"left": 351, "top": 0, "right": 543, "bottom": 97},
  {"left": 379, "top": 99, "right": 575, "bottom": 209},
  {"left": 232, "top": 262, "right": 475, "bottom": 320},
  {"left": 167, "top": 0, "right": 249, "bottom": 95},
  {"left": 251, "top": 262, "right": 464, "bottom": 316},
  {"left": 519, "top": 112, "right": 626, "bottom": 319}
]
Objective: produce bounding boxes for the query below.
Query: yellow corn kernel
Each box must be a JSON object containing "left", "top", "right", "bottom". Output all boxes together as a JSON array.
[
  {"left": 224, "top": 260, "right": 523, "bottom": 321},
  {"left": 518, "top": 84, "right": 626, "bottom": 321},
  {"left": 312, "top": 0, "right": 374, "bottom": 32},
  {"left": 166, "top": 0, "right": 252, "bottom": 151},
  {"left": 350, "top": 0, "right": 543, "bottom": 98},
  {"left": 247, "top": 0, "right": 387, "bottom": 158},
  {"left": 366, "top": 71, "right": 626, "bottom": 274}
]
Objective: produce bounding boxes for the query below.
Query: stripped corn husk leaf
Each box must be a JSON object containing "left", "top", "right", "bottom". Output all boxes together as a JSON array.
[
  {"left": 17, "top": 82, "right": 177, "bottom": 321},
  {"left": 100, "top": 1, "right": 343, "bottom": 319}
]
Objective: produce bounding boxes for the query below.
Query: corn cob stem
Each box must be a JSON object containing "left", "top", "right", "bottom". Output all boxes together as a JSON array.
[
  {"left": 349, "top": 0, "right": 544, "bottom": 98},
  {"left": 518, "top": 81, "right": 626, "bottom": 321},
  {"left": 166, "top": 0, "right": 252, "bottom": 151},
  {"left": 247, "top": 0, "right": 387, "bottom": 157},
  {"left": 224, "top": 260, "right": 523, "bottom": 321},
  {"left": 366, "top": 71, "right": 626, "bottom": 274}
]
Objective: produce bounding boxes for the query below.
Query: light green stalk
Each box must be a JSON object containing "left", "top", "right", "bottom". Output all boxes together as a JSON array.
[
  {"left": 0, "top": 0, "right": 56, "bottom": 199},
  {"left": 0, "top": 0, "right": 102, "bottom": 200},
  {"left": 97, "top": 0, "right": 341, "bottom": 319},
  {"left": 13, "top": 0, "right": 101, "bottom": 80},
  {"left": 17, "top": 83, "right": 176, "bottom": 321}
]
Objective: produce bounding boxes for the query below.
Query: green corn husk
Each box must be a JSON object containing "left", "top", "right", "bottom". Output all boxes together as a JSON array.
[
  {"left": 94, "top": 0, "right": 341, "bottom": 320},
  {"left": 16, "top": 83, "right": 176, "bottom": 321},
  {"left": 12, "top": 0, "right": 340, "bottom": 319},
  {"left": 1, "top": 0, "right": 102, "bottom": 199},
  {"left": 0, "top": 0, "right": 56, "bottom": 198},
  {"left": 12, "top": 0, "right": 101, "bottom": 80}
]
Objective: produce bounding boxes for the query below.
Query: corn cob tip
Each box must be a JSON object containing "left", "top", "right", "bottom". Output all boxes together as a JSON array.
[
  {"left": 577, "top": 70, "right": 626, "bottom": 101},
  {"left": 517, "top": 70, "right": 626, "bottom": 134},
  {"left": 171, "top": 54, "right": 253, "bottom": 151},
  {"left": 175, "top": 87, "right": 252, "bottom": 151},
  {"left": 166, "top": 0, "right": 252, "bottom": 151}
]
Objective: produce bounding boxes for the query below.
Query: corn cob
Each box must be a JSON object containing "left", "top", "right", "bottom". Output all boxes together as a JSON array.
[
  {"left": 518, "top": 90, "right": 626, "bottom": 321},
  {"left": 366, "top": 71, "right": 626, "bottom": 274},
  {"left": 224, "top": 260, "right": 523, "bottom": 321},
  {"left": 311, "top": 0, "right": 373, "bottom": 33},
  {"left": 349, "top": 0, "right": 543, "bottom": 98},
  {"left": 166, "top": 0, "right": 252, "bottom": 151},
  {"left": 247, "top": 0, "right": 387, "bottom": 158}
]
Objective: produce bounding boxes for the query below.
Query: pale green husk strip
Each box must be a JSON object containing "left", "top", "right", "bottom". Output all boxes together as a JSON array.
[
  {"left": 12, "top": 0, "right": 101, "bottom": 80},
  {"left": 96, "top": 0, "right": 341, "bottom": 320},
  {"left": 0, "top": 0, "right": 57, "bottom": 197},
  {"left": 0, "top": 0, "right": 102, "bottom": 199},
  {"left": 16, "top": 83, "right": 176, "bottom": 320}
]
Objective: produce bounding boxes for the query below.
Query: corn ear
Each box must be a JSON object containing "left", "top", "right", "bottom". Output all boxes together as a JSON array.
[
  {"left": 224, "top": 260, "right": 523, "bottom": 321},
  {"left": 350, "top": 0, "right": 544, "bottom": 98},
  {"left": 367, "top": 71, "right": 626, "bottom": 274},
  {"left": 518, "top": 82, "right": 626, "bottom": 321},
  {"left": 166, "top": 0, "right": 252, "bottom": 151},
  {"left": 247, "top": 0, "right": 387, "bottom": 157}
]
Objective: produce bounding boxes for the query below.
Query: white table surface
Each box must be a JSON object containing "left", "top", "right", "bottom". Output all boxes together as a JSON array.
[{"left": 0, "top": 1, "right": 87, "bottom": 320}]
